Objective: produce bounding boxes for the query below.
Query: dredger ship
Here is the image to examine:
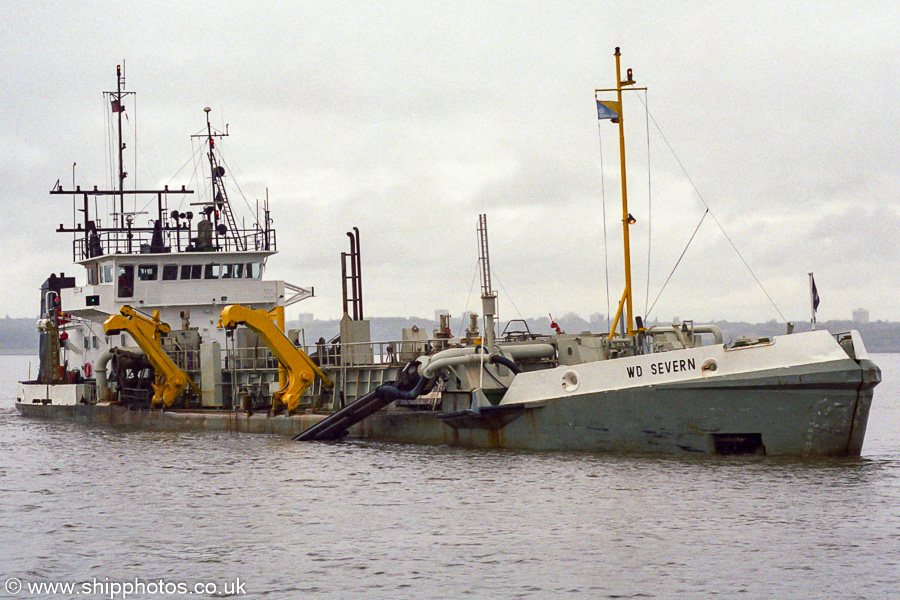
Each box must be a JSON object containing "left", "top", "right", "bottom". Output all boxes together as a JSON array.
[{"left": 17, "top": 53, "right": 881, "bottom": 456}]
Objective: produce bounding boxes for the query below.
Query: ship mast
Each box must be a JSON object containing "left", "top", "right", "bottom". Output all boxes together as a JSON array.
[
  {"left": 597, "top": 47, "right": 644, "bottom": 338},
  {"left": 478, "top": 214, "right": 497, "bottom": 350},
  {"left": 107, "top": 64, "right": 134, "bottom": 229},
  {"left": 56, "top": 66, "right": 194, "bottom": 257}
]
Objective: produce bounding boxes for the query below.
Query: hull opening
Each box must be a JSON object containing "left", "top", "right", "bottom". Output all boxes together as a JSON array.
[{"left": 712, "top": 433, "right": 766, "bottom": 456}]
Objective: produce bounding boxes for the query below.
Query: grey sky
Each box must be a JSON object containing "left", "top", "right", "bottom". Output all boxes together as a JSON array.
[{"left": 2, "top": 1, "right": 897, "bottom": 325}]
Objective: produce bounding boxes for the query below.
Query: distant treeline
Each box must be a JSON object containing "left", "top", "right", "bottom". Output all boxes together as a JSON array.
[
  {"left": 287, "top": 314, "right": 900, "bottom": 354},
  {"left": 2, "top": 313, "right": 898, "bottom": 353},
  {"left": 0, "top": 317, "right": 36, "bottom": 353}
]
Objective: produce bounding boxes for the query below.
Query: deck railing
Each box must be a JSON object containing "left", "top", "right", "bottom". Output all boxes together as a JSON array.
[
  {"left": 71, "top": 228, "right": 276, "bottom": 260},
  {"left": 301, "top": 338, "right": 452, "bottom": 368}
]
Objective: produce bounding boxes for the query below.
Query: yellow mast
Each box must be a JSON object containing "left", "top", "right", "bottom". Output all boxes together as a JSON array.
[
  {"left": 615, "top": 48, "right": 635, "bottom": 337},
  {"left": 598, "top": 47, "right": 642, "bottom": 338}
]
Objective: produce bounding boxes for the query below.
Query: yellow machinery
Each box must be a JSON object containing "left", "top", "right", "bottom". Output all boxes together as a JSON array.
[
  {"left": 218, "top": 304, "right": 333, "bottom": 413},
  {"left": 104, "top": 306, "right": 200, "bottom": 408}
]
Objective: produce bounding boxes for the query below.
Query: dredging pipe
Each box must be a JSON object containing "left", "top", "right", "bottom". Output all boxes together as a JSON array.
[{"left": 418, "top": 343, "right": 555, "bottom": 379}]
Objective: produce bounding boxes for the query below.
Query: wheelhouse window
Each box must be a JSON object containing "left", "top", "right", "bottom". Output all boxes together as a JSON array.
[
  {"left": 87, "top": 267, "right": 99, "bottom": 286},
  {"left": 102, "top": 265, "right": 114, "bottom": 284},
  {"left": 181, "top": 264, "right": 202, "bottom": 280},
  {"left": 221, "top": 264, "right": 237, "bottom": 279},
  {"left": 204, "top": 263, "right": 221, "bottom": 280},
  {"left": 162, "top": 265, "right": 178, "bottom": 281},
  {"left": 246, "top": 262, "right": 261, "bottom": 278},
  {"left": 138, "top": 264, "right": 158, "bottom": 281},
  {"left": 117, "top": 265, "right": 134, "bottom": 298}
]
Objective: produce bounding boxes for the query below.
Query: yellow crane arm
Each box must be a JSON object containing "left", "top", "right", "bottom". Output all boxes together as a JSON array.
[
  {"left": 218, "top": 304, "right": 332, "bottom": 413},
  {"left": 103, "top": 306, "right": 199, "bottom": 408}
]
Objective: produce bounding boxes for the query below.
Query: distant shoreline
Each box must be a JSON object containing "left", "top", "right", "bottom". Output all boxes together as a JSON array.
[{"left": 3, "top": 315, "right": 899, "bottom": 354}]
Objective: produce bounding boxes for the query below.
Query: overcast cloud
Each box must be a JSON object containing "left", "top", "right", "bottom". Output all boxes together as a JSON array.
[{"left": 1, "top": 0, "right": 897, "bottom": 326}]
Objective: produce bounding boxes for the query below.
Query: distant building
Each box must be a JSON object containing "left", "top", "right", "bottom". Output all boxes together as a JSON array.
[
  {"left": 296, "top": 312, "right": 314, "bottom": 324},
  {"left": 852, "top": 308, "right": 870, "bottom": 324}
]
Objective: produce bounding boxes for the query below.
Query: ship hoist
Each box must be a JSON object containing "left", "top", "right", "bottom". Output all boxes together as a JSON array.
[
  {"left": 103, "top": 304, "right": 329, "bottom": 411},
  {"left": 218, "top": 304, "right": 333, "bottom": 413},
  {"left": 103, "top": 306, "right": 200, "bottom": 408}
]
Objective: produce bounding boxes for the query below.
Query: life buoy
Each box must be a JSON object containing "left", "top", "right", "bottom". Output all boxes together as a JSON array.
[{"left": 84, "top": 362, "right": 93, "bottom": 377}]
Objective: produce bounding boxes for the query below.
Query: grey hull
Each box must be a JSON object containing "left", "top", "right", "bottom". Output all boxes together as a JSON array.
[
  {"left": 14, "top": 381, "right": 873, "bottom": 456},
  {"left": 15, "top": 348, "right": 880, "bottom": 457},
  {"left": 354, "top": 356, "right": 880, "bottom": 456}
]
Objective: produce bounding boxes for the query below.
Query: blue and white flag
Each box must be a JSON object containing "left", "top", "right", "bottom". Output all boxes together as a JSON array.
[{"left": 596, "top": 100, "right": 621, "bottom": 121}]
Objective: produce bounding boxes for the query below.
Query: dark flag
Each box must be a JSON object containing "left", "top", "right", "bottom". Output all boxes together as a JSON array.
[
  {"left": 809, "top": 272, "right": 820, "bottom": 328},
  {"left": 811, "top": 276, "right": 820, "bottom": 312}
]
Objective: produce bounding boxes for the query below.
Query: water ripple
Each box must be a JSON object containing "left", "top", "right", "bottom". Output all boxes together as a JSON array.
[{"left": 1, "top": 354, "right": 899, "bottom": 598}]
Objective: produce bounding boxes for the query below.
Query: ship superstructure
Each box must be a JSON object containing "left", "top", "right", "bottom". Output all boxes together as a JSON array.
[{"left": 21, "top": 65, "right": 310, "bottom": 408}]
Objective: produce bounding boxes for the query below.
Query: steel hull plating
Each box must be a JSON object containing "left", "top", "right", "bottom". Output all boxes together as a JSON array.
[
  {"left": 14, "top": 383, "right": 874, "bottom": 456},
  {"left": 355, "top": 331, "right": 880, "bottom": 456},
  {"left": 14, "top": 402, "right": 329, "bottom": 436},
  {"left": 16, "top": 331, "right": 879, "bottom": 456},
  {"left": 347, "top": 372, "right": 875, "bottom": 456},
  {"left": 383, "top": 379, "right": 872, "bottom": 455}
]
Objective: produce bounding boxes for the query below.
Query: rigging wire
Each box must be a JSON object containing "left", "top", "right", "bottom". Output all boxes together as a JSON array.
[
  {"left": 216, "top": 139, "right": 264, "bottom": 225},
  {"left": 103, "top": 94, "right": 113, "bottom": 206},
  {"left": 175, "top": 135, "right": 208, "bottom": 214},
  {"left": 168, "top": 142, "right": 205, "bottom": 188},
  {"left": 105, "top": 93, "right": 118, "bottom": 222},
  {"left": 94, "top": 96, "right": 104, "bottom": 225},
  {"left": 491, "top": 269, "right": 525, "bottom": 324},
  {"left": 136, "top": 141, "right": 205, "bottom": 215},
  {"left": 596, "top": 124, "right": 611, "bottom": 333},
  {"left": 455, "top": 258, "right": 482, "bottom": 340},
  {"left": 127, "top": 100, "right": 137, "bottom": 217},
  {"left": 647, "top": 208, "right": 708, "bottom": 317},
  {"left": 643, "top": 89, "right": 652, "bottom": 319},
  {"left": 637, "top": 96, "right": 787, "bottom": 323},
  {"left": 102, "top": 95, "right": 109, "bottom": 190}
]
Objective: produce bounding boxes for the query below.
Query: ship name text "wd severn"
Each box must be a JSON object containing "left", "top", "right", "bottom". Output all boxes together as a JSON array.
[{"left": 626, "top": 358, "right": 697, "bottom": 379}]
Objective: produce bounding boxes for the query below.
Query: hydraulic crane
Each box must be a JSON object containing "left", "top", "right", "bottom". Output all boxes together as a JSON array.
[
  {"left": 218, "top": 304, "right": 333, "bottom": 413},
  {"left": 103, "top": 306, "right": 200, "bottom": 408}
]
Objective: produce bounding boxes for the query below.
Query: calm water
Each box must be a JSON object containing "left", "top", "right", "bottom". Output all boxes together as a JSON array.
[{"left": 1, "top": 354, "right": 898, "bottom": 599}]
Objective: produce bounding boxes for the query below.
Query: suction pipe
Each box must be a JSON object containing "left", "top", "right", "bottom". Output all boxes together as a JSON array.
[{"left": 418, "top": 343, "right": 555, "bottom": 379}]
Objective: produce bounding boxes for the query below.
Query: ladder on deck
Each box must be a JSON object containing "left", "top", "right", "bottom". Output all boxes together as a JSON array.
[
  {"left": 477, "top": 214, "right": 492, "bottom": 297},
  {"left": 209, "top": 152, "right": 244, "bottom": 251}
]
